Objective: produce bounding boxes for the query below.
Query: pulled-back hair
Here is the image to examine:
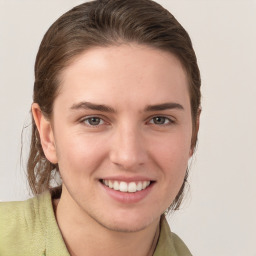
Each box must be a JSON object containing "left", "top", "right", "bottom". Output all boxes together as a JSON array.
[{"left": 28, "top": 0, "right": 201, "bottom": 210}]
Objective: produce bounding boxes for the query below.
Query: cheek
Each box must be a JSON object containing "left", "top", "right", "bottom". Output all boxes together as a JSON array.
[
  {"left": 150, "top": 131, "right": 191, "bottom": 185},
  {"left": 55, "top": 134, "right": 108, "bottom": 177},
  {"left": 151, "top": 130, "right": 192, "bottom": 164}
]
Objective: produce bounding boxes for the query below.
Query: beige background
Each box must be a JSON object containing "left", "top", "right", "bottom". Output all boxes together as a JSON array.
[{"left": 0, "top": 0, "right": 256, "bottom": 255}]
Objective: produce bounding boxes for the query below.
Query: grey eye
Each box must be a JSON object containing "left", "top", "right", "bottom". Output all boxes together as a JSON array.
[
  {"left": 148, "top": 116, "right": 174, "bottom": 126},
  {"left": 85, "top": 117, "right": 103, "bottom": 126},
  {"left": 152, "top": 117, "right": 168, "bottom": 125}
]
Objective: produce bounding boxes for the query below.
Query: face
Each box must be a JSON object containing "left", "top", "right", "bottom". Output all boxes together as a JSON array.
[{"left": 41, "top": 44, "right": 193, "bottom": 232}]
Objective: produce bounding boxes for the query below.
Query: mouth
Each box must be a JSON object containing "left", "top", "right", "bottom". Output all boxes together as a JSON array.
[{"left": 100, "top": 179, "right": 154, "bottom": 193}]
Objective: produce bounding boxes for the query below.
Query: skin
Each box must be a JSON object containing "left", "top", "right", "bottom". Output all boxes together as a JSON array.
[{"left": 32, "top": 44, "right": 196, "bottom": 256}]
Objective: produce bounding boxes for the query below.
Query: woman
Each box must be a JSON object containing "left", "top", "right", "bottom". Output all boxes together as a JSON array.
[{"left": 0, "top": 0, "right": 201, "bottom": 255}]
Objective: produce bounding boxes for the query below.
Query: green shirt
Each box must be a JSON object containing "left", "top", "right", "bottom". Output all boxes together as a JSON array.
[{"left": 0, "top": 191, "right": 192, "bottom": 256}]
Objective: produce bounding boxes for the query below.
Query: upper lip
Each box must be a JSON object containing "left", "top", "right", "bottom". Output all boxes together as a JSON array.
[{"left": 99, "top": 176, "right": 155, "bottom": 182}]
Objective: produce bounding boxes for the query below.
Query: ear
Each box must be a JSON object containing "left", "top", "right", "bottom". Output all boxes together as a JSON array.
[
  {"left": 189, "top": 108, "right": 201, "bottom": 157},
  {"left": 31, "top": 103, "right": 58, "bottom": 164}
]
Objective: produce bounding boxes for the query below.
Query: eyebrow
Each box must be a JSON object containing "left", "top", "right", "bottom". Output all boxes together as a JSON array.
[
  {"left": 70, "top": 101, "right": 184, "bottom": 113},
  {"left": 70, "top": 101, "right": 116, "bottom": 113},
  {"left": 144, "top": 102, "right": 184, "bottom": 112}
]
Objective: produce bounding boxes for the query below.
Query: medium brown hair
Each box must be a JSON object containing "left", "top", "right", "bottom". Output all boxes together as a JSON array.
[{"left": 28, "top": 0, "right": 201, "bottom": 210}]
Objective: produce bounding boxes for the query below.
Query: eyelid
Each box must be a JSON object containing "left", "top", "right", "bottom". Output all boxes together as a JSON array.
[
  {"left": 78, "top": 114, "right": 175, "bottom": 127},
  {"left": 147, "top": 115, "right": 175, "bottom": 125},
  {"left": 80, "top": 115, "right": 109, "bottom": 127}
]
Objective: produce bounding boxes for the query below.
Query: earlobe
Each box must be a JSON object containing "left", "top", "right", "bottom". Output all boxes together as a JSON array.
[{"left": 31, "top": 103, "right": 58, "bottom": 164}]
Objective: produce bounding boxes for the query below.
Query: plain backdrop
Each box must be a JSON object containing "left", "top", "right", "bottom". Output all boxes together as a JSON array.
[{"left": 0, "top": 1, "right": 256, "bottom": 255}]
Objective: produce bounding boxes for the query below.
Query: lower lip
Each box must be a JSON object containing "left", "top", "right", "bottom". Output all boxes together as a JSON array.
[{"left": 100, "top": 181, "right": 154, "bottom": 204}]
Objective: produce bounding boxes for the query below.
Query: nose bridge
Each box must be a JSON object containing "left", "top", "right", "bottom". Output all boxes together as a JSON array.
[{"left": 109, "top": 121, "right": 147, "bottom": 169}]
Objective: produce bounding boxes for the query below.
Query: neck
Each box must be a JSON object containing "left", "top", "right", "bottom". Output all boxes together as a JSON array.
[{"left": 53, "top": 188, "right": 160, "bottom": 256}]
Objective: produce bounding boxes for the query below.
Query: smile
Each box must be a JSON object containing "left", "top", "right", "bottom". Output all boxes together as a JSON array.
[{"left": 101, "top": 180, "right": 151, "bottom": 193}]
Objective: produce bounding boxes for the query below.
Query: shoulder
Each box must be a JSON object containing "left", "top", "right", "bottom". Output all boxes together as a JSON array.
[
  {"left": 0, "top": 192, "right": 50, "bottom": 255},
  {"left": 171, "top": 232, "right": 192, "bottom": 256},
  {"left": 154, "top": 216, "right": 192, "bottom": 256}
]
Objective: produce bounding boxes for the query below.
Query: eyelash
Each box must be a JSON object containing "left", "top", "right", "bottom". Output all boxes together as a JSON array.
[
  {"left": 81, "top": 116, "right": 106, "bottom": 127},
  {"left": 148, "top": 116, "right": 174, "bottom": 126},
  {"left": 80, "top": 115, "right": 174, "bottom": 127}
]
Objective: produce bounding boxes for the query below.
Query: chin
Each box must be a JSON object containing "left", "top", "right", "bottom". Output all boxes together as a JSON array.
[
  {"left": 98, "top": 219, "right": 153, "bottom": 233},
  {"left": 92, "top": 209, "right": 160, "bottom": 233}
]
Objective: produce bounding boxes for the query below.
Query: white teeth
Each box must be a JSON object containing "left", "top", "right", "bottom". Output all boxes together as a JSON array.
[
  {"left": 113, "top": 181, "right": 119, "bottom": 190},
  {"left": 143, "top": 181, "right": 150, "bottom": 189},
  {"left": 137, "top": 182, "right": 143, "bottom": 191},
  {"left": 109, "top": 180, "right": 113, "bottom": 188},
  {"left": 119, "top": 182, "right": 128, "bottom": 192},
  {"left": 102, "top": 180, "right": 151, "bottom": 193},
  {"left": 128, "top": 182, "right": 137, "bottom": 192}
]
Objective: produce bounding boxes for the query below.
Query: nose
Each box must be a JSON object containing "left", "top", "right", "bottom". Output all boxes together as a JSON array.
[{"left": 109, "top": 124, "right": 148, "bottom": 170}]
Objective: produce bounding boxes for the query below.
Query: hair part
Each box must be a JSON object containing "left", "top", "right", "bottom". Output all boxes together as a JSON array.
[{"left": 28, "top": 0, "right": 201, "bottom": 210}]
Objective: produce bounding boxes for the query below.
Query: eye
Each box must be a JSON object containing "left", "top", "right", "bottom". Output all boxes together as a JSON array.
[
  {"left": 149, "top": 116, "right": 173, "bottom": 125},
  {"left": 83, "top": 117, "right": 104, "bottom": 126}
]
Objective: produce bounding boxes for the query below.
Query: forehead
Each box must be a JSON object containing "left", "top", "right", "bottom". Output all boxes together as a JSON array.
[{"left": 56, "top": 44, "right": 190, "bottom": 111}]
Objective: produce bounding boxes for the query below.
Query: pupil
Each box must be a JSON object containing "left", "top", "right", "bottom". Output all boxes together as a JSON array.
[
  {"left": 154, "top": 117, "right": 165, "bottom": 124},
  {"left": 89, "top": 117, "right": 100, "bottom": 125}
]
